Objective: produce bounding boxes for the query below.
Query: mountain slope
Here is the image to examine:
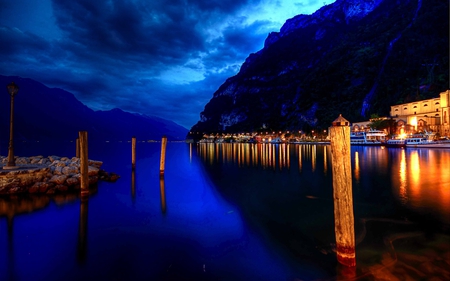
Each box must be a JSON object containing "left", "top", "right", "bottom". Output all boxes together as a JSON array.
[
  {"left": 191, "top": 0, "right": 448, "bottom": 134},
  {"left": 0, "top": 75, "right": 188, "bottom": 141}
]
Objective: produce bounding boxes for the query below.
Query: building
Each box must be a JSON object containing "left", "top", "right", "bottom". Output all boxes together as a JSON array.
[{"left": 390, "top": 90, "right": 450, "bottom": 137}]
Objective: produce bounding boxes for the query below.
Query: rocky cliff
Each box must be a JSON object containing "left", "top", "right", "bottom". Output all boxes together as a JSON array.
[{"left": 191, "top": 0, "right": 448, "bottom": 134}]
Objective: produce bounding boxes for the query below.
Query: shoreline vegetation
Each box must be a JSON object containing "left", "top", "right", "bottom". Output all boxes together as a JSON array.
[{"left": 0, "top": 155, "right": 119, "bottom": 195}]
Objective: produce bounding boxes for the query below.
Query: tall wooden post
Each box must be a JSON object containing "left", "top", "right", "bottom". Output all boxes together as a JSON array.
[
  {"left": 79, "top": 131, "right": 89, "bottom": 197},
  {"left": 330, "top": 115, "right": 356, "bottom": 267},
  {"left": 76, "top": 138, "right": 80, "bottom": 158},
  {"left": 131, "top": 136, "right": 136, "bottom": 170},
  {"left": 159, "top": 136, "right": 167, "bottom": 176}
]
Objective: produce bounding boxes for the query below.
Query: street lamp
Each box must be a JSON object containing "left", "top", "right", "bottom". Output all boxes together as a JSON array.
[{"left": 4, "top": 82, "right": 19, "bottom": 170}]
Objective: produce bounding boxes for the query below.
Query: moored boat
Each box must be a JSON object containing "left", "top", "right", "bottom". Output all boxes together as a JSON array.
[
  {"left": 385, "top": 138, "right": 406, "bottom": 148},
  {"left": 350, "top": 129, "right": 386, "bottom": 146},
  {"left": 405, "top": 131, "right": 450, "bottom": 148}
]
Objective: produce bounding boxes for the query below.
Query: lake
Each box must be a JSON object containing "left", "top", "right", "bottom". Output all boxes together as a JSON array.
[{"left": 1, "top": 141, "right": 449, "bottom": 281}]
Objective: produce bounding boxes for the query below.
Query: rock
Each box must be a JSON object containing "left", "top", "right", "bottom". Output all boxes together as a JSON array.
[
  {"left": 66, "top": 177, "right": 79, "bottom": 186},
  {"left": 88, "top": 176, "right": 98, "bottom": 185},
  {"left": 49, "top": 175, "right": 68, "bottom": 185},
  {"left": 16, "top": 157, "right": 30, "bottom": 164},
  {"left": 55, "top": 160, "right": 67, "bottom": 167},
  {"left": 98, "top": 170, "right": 120, "bottom": 182},
  {"left": 0, "top": 155, "right": 119, "bottom": 194},
  {"left": 29, "top": 184, "right": 39, "bottom": 193},
  {"left": 48, "top": 156, "right": 61, "bottom": 162},
  {"left": 62, "top": 166, "right": 79, "bottom": 175},
  {"left": 88, "top": 166, "right": 99, "bottom": 176},
  {"left": 56, "top": 184, "right": 68, "bottom": 192},
  {"left": 88, "top": 160, "right": 103, "bottom": 168}
]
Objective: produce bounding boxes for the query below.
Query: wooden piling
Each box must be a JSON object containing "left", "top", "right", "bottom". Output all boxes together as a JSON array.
[
  {"left": 76, "top": 138, "right": 80, "bottom": 158},
  {"left": 131, "top": 136, "right": 136, "bottom": 170},
  {"left": 79, "top": 131, "right": 89, "bottom": 197},
  {"left": 159, "top": 136, "right": 167, "bottom": 176},
  {"left": 330, "top": 115, "right": 356, "bottom": 267}
]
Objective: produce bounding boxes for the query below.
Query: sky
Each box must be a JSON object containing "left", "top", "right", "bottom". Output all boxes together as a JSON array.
[{"left": 0, "top": 0, "right": 335, "bottom": 129}]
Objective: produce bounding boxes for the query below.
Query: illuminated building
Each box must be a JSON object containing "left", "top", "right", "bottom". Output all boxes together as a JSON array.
[{"left": 390, "top": 90, "right": 450, "bottom": 136}]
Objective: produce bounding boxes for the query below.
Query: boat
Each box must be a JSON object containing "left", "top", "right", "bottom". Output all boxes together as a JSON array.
[
  {"left": 405, "top": 131, "right": 450, "bottom": 148},
  {"left": 385, "top": 138, "right": 406, "bottom": 148},
  {"left": 350, "top": 129, "right": 386, "bottom": 146}
]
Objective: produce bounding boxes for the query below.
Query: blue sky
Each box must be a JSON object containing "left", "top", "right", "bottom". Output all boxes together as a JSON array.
[{"left": 0, "top": 0, "right": 335, "bottom": 129}]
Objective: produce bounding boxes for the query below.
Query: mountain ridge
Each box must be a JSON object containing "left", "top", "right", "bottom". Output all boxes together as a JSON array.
[
  {"left": 191, "top": 0, "right": 448, "bottom": 135},
  {"left": 0, "top": 75, "right": 188, "bottom": 142}
]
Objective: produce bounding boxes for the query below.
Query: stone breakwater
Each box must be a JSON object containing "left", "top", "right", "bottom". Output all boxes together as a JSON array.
[{"left": 0, "top": 155, "right": 119, "bottom": 195}]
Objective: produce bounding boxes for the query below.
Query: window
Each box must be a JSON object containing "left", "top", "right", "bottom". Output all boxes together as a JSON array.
[
  {"left": 413, "top": 106, "right": 417, "bottom": 108},
  {"left": 404, "top": 107, "right": 408, "bottom": 110},
  {"left": 424, "top": 104, "right": 428, "bottom": 107},
  {"left": 395, "top": 109, "right": 399, "bottom": 111}
]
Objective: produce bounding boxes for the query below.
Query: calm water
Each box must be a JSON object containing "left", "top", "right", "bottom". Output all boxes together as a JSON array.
[{"left": 0, "top": 141, "right": 449, "bottom": 281}]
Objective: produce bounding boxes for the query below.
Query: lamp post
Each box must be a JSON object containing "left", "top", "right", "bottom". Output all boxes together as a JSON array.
[{"left": 4, "top": 82, "right": 19, "bottom": 170}]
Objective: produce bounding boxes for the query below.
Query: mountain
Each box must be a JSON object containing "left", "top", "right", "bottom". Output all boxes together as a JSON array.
[
  {"left": 0, "top": 75, "right": 188, "bottom": 141},
  {"left": 191, "top": 0, "right": 449, "bottom": 135}
]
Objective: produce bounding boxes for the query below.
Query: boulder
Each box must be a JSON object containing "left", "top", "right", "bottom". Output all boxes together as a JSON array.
[{"left": 49, "top": 175, "right": 68, "bottom": 185}]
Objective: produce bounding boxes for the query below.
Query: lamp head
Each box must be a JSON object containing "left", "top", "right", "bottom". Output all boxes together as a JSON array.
[{"left": 7, "top": 82, "right": 19, "bottom": 97}]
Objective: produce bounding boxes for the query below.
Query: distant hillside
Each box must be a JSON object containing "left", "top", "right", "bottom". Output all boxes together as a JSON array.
[
  {"left": 0, "top": 75, "right": 188, "bottom": 141},
  {"left": 191, "top": 0, "right": 449, "bottom": 134}
]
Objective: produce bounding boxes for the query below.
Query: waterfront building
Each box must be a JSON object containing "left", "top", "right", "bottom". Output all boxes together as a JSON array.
[{"left": 390, "top": 90, "right": 450, "bottom": 137}]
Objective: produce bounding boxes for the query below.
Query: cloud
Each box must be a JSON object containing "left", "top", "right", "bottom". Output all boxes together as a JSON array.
[{"left": 0, "top": 0, "right": 335, "bottom": 129}]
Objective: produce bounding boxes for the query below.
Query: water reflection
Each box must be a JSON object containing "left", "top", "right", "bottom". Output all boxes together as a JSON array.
[
  {"left": 77, "top": 198, "right": 88, "bottom": 262},
  {"left": 197, "top": 143, "right": 450, "bottom": 226},
  {"left": 197, "top": 143, "right": 331, "bottom": 175},
  {"left": 392, "top": 148, "right": 450, "bottom": 224},
  {"left": 398, "top": 149, "right": 408, "bottom": 205},
  {"left": 131, "top": 169, "right": 136, "bottom": 200},
  {"left": 354, "top": 151, "right": 360, "bottom": 184},
  {"left": 159, "top": 176, "right": 166, "bottom": 214}
]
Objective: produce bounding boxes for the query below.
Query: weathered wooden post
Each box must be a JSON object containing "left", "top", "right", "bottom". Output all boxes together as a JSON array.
[
  {"left": 159, "top": 136, "right": 167, "bottom": 177},
  {"left": 79, "top": 131, "right": 89, "bottom": 197},
  {"left": 330, "top": 114, "right": 356, "bottom": 267},
  {"left": 131, "top": 136, "right": 136, "bottom": 170},
  {"left": 76, "top": 138, "right": 80, "bottom": 158}
]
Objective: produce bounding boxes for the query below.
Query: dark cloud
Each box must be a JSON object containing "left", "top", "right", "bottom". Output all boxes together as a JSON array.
[{"left": 0, "top": 0, "right": 333, "bottom": 129}]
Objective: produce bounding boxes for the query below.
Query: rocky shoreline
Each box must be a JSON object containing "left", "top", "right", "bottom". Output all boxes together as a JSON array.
[{"left": 0, "top": 155, "right": 120, "bottom": 195}]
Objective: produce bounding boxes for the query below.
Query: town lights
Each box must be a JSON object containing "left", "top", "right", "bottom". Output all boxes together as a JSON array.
[{"left": 4, "top": 82, "right": 19, "bottom": 170}]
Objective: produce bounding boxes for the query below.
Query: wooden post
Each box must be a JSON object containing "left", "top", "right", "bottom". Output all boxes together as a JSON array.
[
  {"left": 131, "top": 136, "right": 136, "bottom": 170},
  {"left": 159, "top": 136, "right": 167, "bottom": 176},
  {"left": 76, "top": 138, "right": 80, "bottom": 158},
  {"left": 79, "top": 131, "right": 89, "bottom": 197},
  {"left": 330, "top": 114, "right": 356, "bottom": 267}
]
